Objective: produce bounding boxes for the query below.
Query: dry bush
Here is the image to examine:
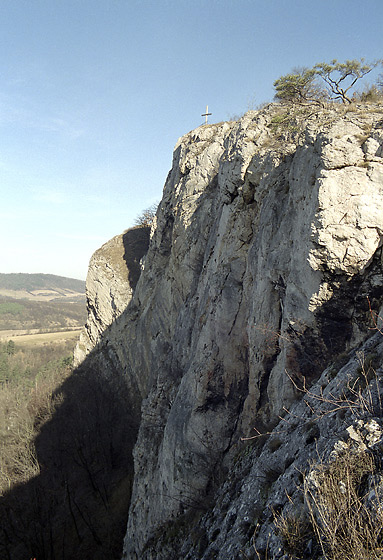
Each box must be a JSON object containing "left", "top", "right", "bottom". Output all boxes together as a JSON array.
[
  {"left": 355, "top": 84, "right": 383, "bottom": 102},
  {"left": 0, "top": 383, "right": 40, "bottom": 491},
  {"left": 0, "top": 383, "right": 62, "bottom": 493},
  {"left": 273, "top": 508, "right": 312, "bottom": 557},
  {"left": 284, "top": 348, "right": 382, "bottom": 422},
  {"left": 133, "top": 202, "right": 158, "bottom": 227},
  {"left": 27, "top": 369, "right": 65, "bottom": 429},
  {"left": 304, "top": 446, "right": 383, "bottom": 560}
]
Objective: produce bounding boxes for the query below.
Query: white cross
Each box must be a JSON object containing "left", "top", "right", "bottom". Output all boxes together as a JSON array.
[{"left": 201, "top": 105, "right": 212, "bottom": 124}]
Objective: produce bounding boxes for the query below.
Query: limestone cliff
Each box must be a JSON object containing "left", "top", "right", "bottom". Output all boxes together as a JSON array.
[
  {"left": 74, "top": 226, "right": 150, "bottom": 364},
  {"left": 76, "top": 102, "right": 383, "bottom": 559}
]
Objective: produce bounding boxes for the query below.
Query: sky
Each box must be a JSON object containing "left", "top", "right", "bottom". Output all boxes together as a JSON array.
[{"left": 0, "top": 0, "right": 382, "bottom": 280}]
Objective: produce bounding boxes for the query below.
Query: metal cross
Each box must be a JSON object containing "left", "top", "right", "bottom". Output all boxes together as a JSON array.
[{"left": 201, "top": 105, "right": 212, "bottom": 124}]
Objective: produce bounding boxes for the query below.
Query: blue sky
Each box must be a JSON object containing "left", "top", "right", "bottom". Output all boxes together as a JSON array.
[{"left": 0, "top": 0, "right": 382, "bottom": 280}]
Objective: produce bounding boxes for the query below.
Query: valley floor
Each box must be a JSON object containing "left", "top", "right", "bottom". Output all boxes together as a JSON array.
[{"left": 0, "top": 327, "right": 82, "bottom": 343}]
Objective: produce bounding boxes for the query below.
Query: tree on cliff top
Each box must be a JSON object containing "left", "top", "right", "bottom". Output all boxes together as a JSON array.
[
  {"left": 275, "top": 58, "right": 382, "bottom": 104},
  {"left": 274, "top": 67, "right": 324, "bottom": 104},
  {"left": 314, "top": 58, "right": 382, "bottom": 103}
]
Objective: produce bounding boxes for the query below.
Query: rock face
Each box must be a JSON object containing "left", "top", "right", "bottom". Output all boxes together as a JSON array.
[
  {"left": 74, "top": 226, "right": 151, "bottom": 365},
  {"left": 170, "top": 329, "right": 383, "bottom": 560},
  {"left": 76, "top": 102, "right": 383, "bottom": 559}
]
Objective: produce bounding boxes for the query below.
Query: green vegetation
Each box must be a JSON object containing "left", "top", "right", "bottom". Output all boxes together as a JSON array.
[
  {"left": 274, "top": 58, "right": 383, "bottom": 104},
  {"left": 268, "top": 109, "right": 302, "bottom": 135},
  {"left": 314, "top": 58, "right": 382, "bottom": 104},
  {"left": 274, "top": 67, "right": 324, "bottom": 104},
  {"left": 0, "top": 301, "right": 25, "bottom": 315},
  {"left": 264, "top": 104, "right": 320, "bottom": 149},
  {"left": 0, "top": 59, "right": 381, "bottom": 559}
]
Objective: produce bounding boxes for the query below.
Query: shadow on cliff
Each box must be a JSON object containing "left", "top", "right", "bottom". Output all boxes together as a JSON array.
[
  {"left": 284, "top": 246, "right": 383, "bottom": 388},
  {"left": 0, "top": 336, "right": 139, "bottom": 560},
  {"left": 121, "top": 225, "right": 151, "bottom": 290}
]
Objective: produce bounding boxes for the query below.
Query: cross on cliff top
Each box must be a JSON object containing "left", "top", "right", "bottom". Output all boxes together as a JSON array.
[{"left": 201, "top": 105, "right": 212, "bottom": 124}]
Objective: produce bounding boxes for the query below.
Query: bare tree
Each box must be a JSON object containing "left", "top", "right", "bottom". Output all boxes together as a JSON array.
[{"left": 133, "top": 203, "right": 158, "bottom": 228}]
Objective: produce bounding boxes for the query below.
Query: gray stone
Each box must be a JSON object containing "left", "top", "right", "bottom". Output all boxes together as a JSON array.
[{"left": 74, "top": 102, "right": 383, "bottom": 559}]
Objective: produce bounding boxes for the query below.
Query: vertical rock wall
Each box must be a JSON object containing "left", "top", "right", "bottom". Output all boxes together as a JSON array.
[{"left": 76, "top": 103, "right": 383, "bottom": 558}]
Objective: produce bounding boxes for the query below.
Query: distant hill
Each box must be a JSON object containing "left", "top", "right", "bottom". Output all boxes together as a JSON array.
[{"left": 0, "top": 273, "right": 85, "bottom": 301}]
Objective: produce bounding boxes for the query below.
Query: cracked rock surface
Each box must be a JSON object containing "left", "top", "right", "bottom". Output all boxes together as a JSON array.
[{"left": 75, "top": 103, "right": 383, "bottom": 559}]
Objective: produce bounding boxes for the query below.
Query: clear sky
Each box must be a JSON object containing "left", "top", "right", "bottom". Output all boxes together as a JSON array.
[{"left": 1, "top": 0, "right": 382, "bottom": 280}]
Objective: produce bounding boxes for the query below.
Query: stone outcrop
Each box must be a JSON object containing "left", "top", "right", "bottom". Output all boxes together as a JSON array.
[
  {"left": 74, "top": 226, "right": 150, "bottom": 365},
  {"left": 75, "top": 102, "right": 383, "bottom": 559}
]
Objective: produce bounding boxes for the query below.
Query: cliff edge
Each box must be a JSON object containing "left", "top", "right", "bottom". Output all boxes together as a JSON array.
[{"left": 76, "top": 102, "right": 383, "bottom": 559}]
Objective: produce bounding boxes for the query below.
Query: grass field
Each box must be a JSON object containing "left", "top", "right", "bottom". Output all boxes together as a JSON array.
[{"left": 0, "top": 328, "right": 82, "bottom": 345}]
